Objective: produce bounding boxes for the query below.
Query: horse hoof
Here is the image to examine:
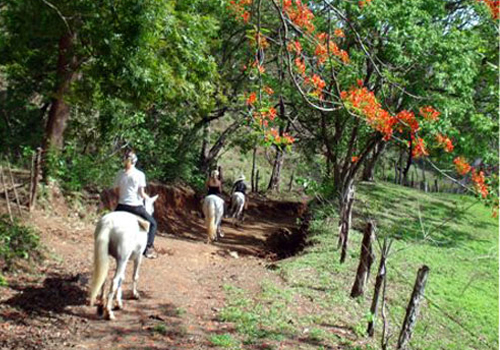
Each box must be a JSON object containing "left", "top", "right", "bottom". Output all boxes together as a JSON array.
[
  {"left": 105, "top": 312, "right": 116, "bottom": 321},
  {"left": 97, "top": 305, "right": 104, "bottom": 317},
  {"left": 132, "top": 292, "right": 141, "bottom": 300}
]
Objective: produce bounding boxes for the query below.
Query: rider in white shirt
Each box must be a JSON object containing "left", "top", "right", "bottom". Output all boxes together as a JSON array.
[{"left": 114, "top": 150, "right": 157, "bottom": 259}]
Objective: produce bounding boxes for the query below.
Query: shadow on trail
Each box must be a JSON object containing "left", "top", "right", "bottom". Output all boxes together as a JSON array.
[{"left": 5, "top": 272, "right": 87, "bottom": 317}]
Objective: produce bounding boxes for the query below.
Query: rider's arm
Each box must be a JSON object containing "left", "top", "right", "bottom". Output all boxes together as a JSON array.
[{"left": 139, "top": 187, "right": 150, "bottom": 200}]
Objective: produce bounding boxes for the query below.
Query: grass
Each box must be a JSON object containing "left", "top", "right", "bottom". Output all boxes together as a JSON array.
[{"left": 212, "top": 181, "right": 498, "bottom": 349}]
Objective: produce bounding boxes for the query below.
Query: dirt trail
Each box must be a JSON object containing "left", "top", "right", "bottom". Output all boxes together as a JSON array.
[{"left": 0, "top": 188, "right": 307, "bottom": 349}]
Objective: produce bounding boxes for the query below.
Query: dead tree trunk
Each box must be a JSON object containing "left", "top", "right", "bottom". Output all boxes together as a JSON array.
[
  {"left": 367, "top": 238, "right": 392, "bottom": 337},
  {"left": 351, "top": 221, "right": 376, "bottom": 298},
  {"left": 397, "top": 265, "right": 430, "bottom": 349},
  {"left": 338, "top": 182, "right": 355, "bottom": 264}
]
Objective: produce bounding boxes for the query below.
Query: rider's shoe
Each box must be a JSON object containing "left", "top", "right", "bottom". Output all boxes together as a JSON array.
[{"left": 144, "top": 247, "right": 158, "bottom": 259}]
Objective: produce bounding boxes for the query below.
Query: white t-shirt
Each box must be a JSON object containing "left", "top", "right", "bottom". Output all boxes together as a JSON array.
[{"left": 114, "top": 167, "right": 147, "bottom": 206}]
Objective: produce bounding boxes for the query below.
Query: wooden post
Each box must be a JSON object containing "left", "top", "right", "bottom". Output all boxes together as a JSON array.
[
  {"left": 397, "top": 265, "right": 430, "bottom": 349},
  {"left": 6, "top": 158, "right": 22, "bottom": 216},
  {"left": 434, "top": 179, "right": 438, "bottom": 193},
  {"left": 29, "top": 147, "right": 42, "bottom": 211},
  {"left": 351, "top": 221, "right": 375, "bottom": 298},
  {"left": 1, "top": 166, "right": 13, "bottom": 223},
  {"left": 367, "top": 238, "right": 392, "bottom": 337}
]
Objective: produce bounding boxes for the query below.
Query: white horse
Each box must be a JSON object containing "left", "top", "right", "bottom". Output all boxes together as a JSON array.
[
  {"left": 89, "top": 195, "right": 158, "bottom": 320},
  {"left": 229, "top": 192, "right": 245, "bottom": 224},
  {"left": 202, "top": 194, "right": 224, "bottom": 243}
]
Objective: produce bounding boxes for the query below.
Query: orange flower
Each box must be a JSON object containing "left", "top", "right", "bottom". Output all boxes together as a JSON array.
[
  {"left": 471, "top": 169, "right": 489, "bottom": 198},
  {"left": 264, "top": 86, "right": 274, "bottom": 95},
  {"left": 351, "top": 156, "right": 359, "bottom": 163},
  {"left": 412, "top": 137, "right": 429, "bottom": 158},
  {"left": 453, "top": 156, "right": 471, "bottom": 175},
  {"left": 268, "top": 107, "right": 277, "bottom": 120},
  {"left": 287, "top": 40, "right": 302, "bottom": 54},
  {"left": 294, "top": 57, "right": 306, "bottom": 75},
  {"left": 436, "top": 134, "right": 454, "bottom": 152},
  {"left": 246, "top": 92, "right": 257, "bottom": 106},
  {"left": 334, "top": 28, "right": 345, "bottom": 38},
  {"left": 241, "top": 11, "right": 250, "bottom": 23},
  {"left": 419, "top": 106, "right": 440, "bottom": 121}
]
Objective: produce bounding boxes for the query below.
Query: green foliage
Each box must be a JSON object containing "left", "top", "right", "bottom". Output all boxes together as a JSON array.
[
  {"left": 208, "top": 333, "right": 240, "bottom": 348},
  {"left": 0, "top": 215, "right": 40, "bottom": 270}
]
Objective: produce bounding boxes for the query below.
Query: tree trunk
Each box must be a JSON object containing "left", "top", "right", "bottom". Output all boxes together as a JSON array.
[
  {"left": 267, "top": 147, "right": 284, "bottom": 191},
  {"left": 200, "top": 120, "right": 242, "bottom": 173},
  {"left": 351, "top": 221, "right": 375, "bottom": 298},
  {"left": 288, "top": 171, "right": 294, "bottom": 191},
  {"left": 43, "top": 32, "right": 77, "bottom": 153},
  {"left": 362, "top": 142, "right": 386, "bottom": 182},
  {"left": 338, "top": 181, "right": 355, "bottom": 264},
  {"left": 397, "top": 265, "right": 430, "bottom": 350},
  {"left": 268, "top": 97, "right": 288, "bottom": 192},
  {"left": 251, "top": 146, "right": 257, "bottom": 192},
  {"left": 199, "top": 123, "right": 210, "bottom": 173},
  {"left": 402, "top": 137, "right": 413, "bottom": 186}
]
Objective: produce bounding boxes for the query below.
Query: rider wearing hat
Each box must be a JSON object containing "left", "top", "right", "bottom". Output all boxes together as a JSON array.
[
  {"left": 113, "top": 150, "right": 157, "bottom": 259},
  {"left": 232, "top": 174, "right": 247, "bottom": 195}
]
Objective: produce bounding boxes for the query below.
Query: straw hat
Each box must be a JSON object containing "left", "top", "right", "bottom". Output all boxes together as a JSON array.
[{"left": 234, "top": 174, "right": 246, "bottom": 183}]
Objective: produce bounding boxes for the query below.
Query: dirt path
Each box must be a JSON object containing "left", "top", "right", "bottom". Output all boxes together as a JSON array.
[{"left": 0, "top": 193, "right": 306, "bottom": 349}]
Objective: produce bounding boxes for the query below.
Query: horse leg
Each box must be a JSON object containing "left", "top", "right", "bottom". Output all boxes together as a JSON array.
[
  {"left": 104, "top": 258, "right": 128, "bottom": 320},
  {"left": 132, "top": 254, "right": 143, "bottom": 300},
  {"left": 97, "top": 281, "right": 106, "bottom": 317},
  {"left": 116, "top": 282, "right": 124, "bottom": 310}
]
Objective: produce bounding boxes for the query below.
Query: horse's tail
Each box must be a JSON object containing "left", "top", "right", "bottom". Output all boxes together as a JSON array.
[
  {"left": 205, "top": 199, "right": 217, "bottom": 242},
  {"left": 89, "top": 218, "right": 111, "bottom": 306}
]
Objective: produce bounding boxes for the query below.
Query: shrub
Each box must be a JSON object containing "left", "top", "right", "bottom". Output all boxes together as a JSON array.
[{"left": 0, "top": 215, "right": 40, "bottom": 270}]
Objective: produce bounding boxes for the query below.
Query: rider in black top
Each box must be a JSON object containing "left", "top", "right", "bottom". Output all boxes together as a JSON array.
[
  {"left": 206, "top": 170, "right": 222, "bottom": 196},
  {"left": 232, "top": 175, "right": 247, "bottom": 195}
]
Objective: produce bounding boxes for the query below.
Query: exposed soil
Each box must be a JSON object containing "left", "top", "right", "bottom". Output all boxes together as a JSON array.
[{"left": 0, "top": 184, "right": 309, "bottom": 349}]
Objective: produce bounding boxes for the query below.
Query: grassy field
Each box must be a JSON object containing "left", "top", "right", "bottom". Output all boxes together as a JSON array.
[{"left": 210, "top": 181, "right": 498, "bottom": 349}]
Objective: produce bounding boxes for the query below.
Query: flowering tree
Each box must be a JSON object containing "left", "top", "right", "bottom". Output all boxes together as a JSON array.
[{"left": 228, "top": 0, "right": 498, "bottom": 260}]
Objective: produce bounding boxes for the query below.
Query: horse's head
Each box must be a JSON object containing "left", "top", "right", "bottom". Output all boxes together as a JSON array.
[{"left": 144, "top": 195, "right": 159, "bottom": 215}]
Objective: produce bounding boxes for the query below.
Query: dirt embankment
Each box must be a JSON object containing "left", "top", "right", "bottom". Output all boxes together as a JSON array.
[{"left": 100, "top": 183, "right": 309, "bottom": 259}]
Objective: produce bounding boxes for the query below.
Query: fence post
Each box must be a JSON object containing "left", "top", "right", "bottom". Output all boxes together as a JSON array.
[
  {"left": 6, "top": 157, "right": 22, "bottom": 216},
  {"left": 397, "top": 265, "right": 430, "bottom": 349},
  {"left": 367, "top": 238, "right": 392, "bottom": 337},
  {"left": 29, "top": 147, "right": 42, "bottom": 211},
  {"left": 351, "top": 221, "right": 375, "bottom": 298},
  {"left": 1, "top": 166, "right": 13, "bottom": 223}
]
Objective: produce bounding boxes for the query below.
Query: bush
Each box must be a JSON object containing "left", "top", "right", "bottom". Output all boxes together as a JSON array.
[{"left": 0, "top": 215, "right": 40, "bottom": 270}]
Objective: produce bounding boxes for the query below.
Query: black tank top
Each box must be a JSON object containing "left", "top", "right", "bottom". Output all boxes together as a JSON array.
[{"left": 208, "top": 186, "right": 220, "bottom": 195}]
